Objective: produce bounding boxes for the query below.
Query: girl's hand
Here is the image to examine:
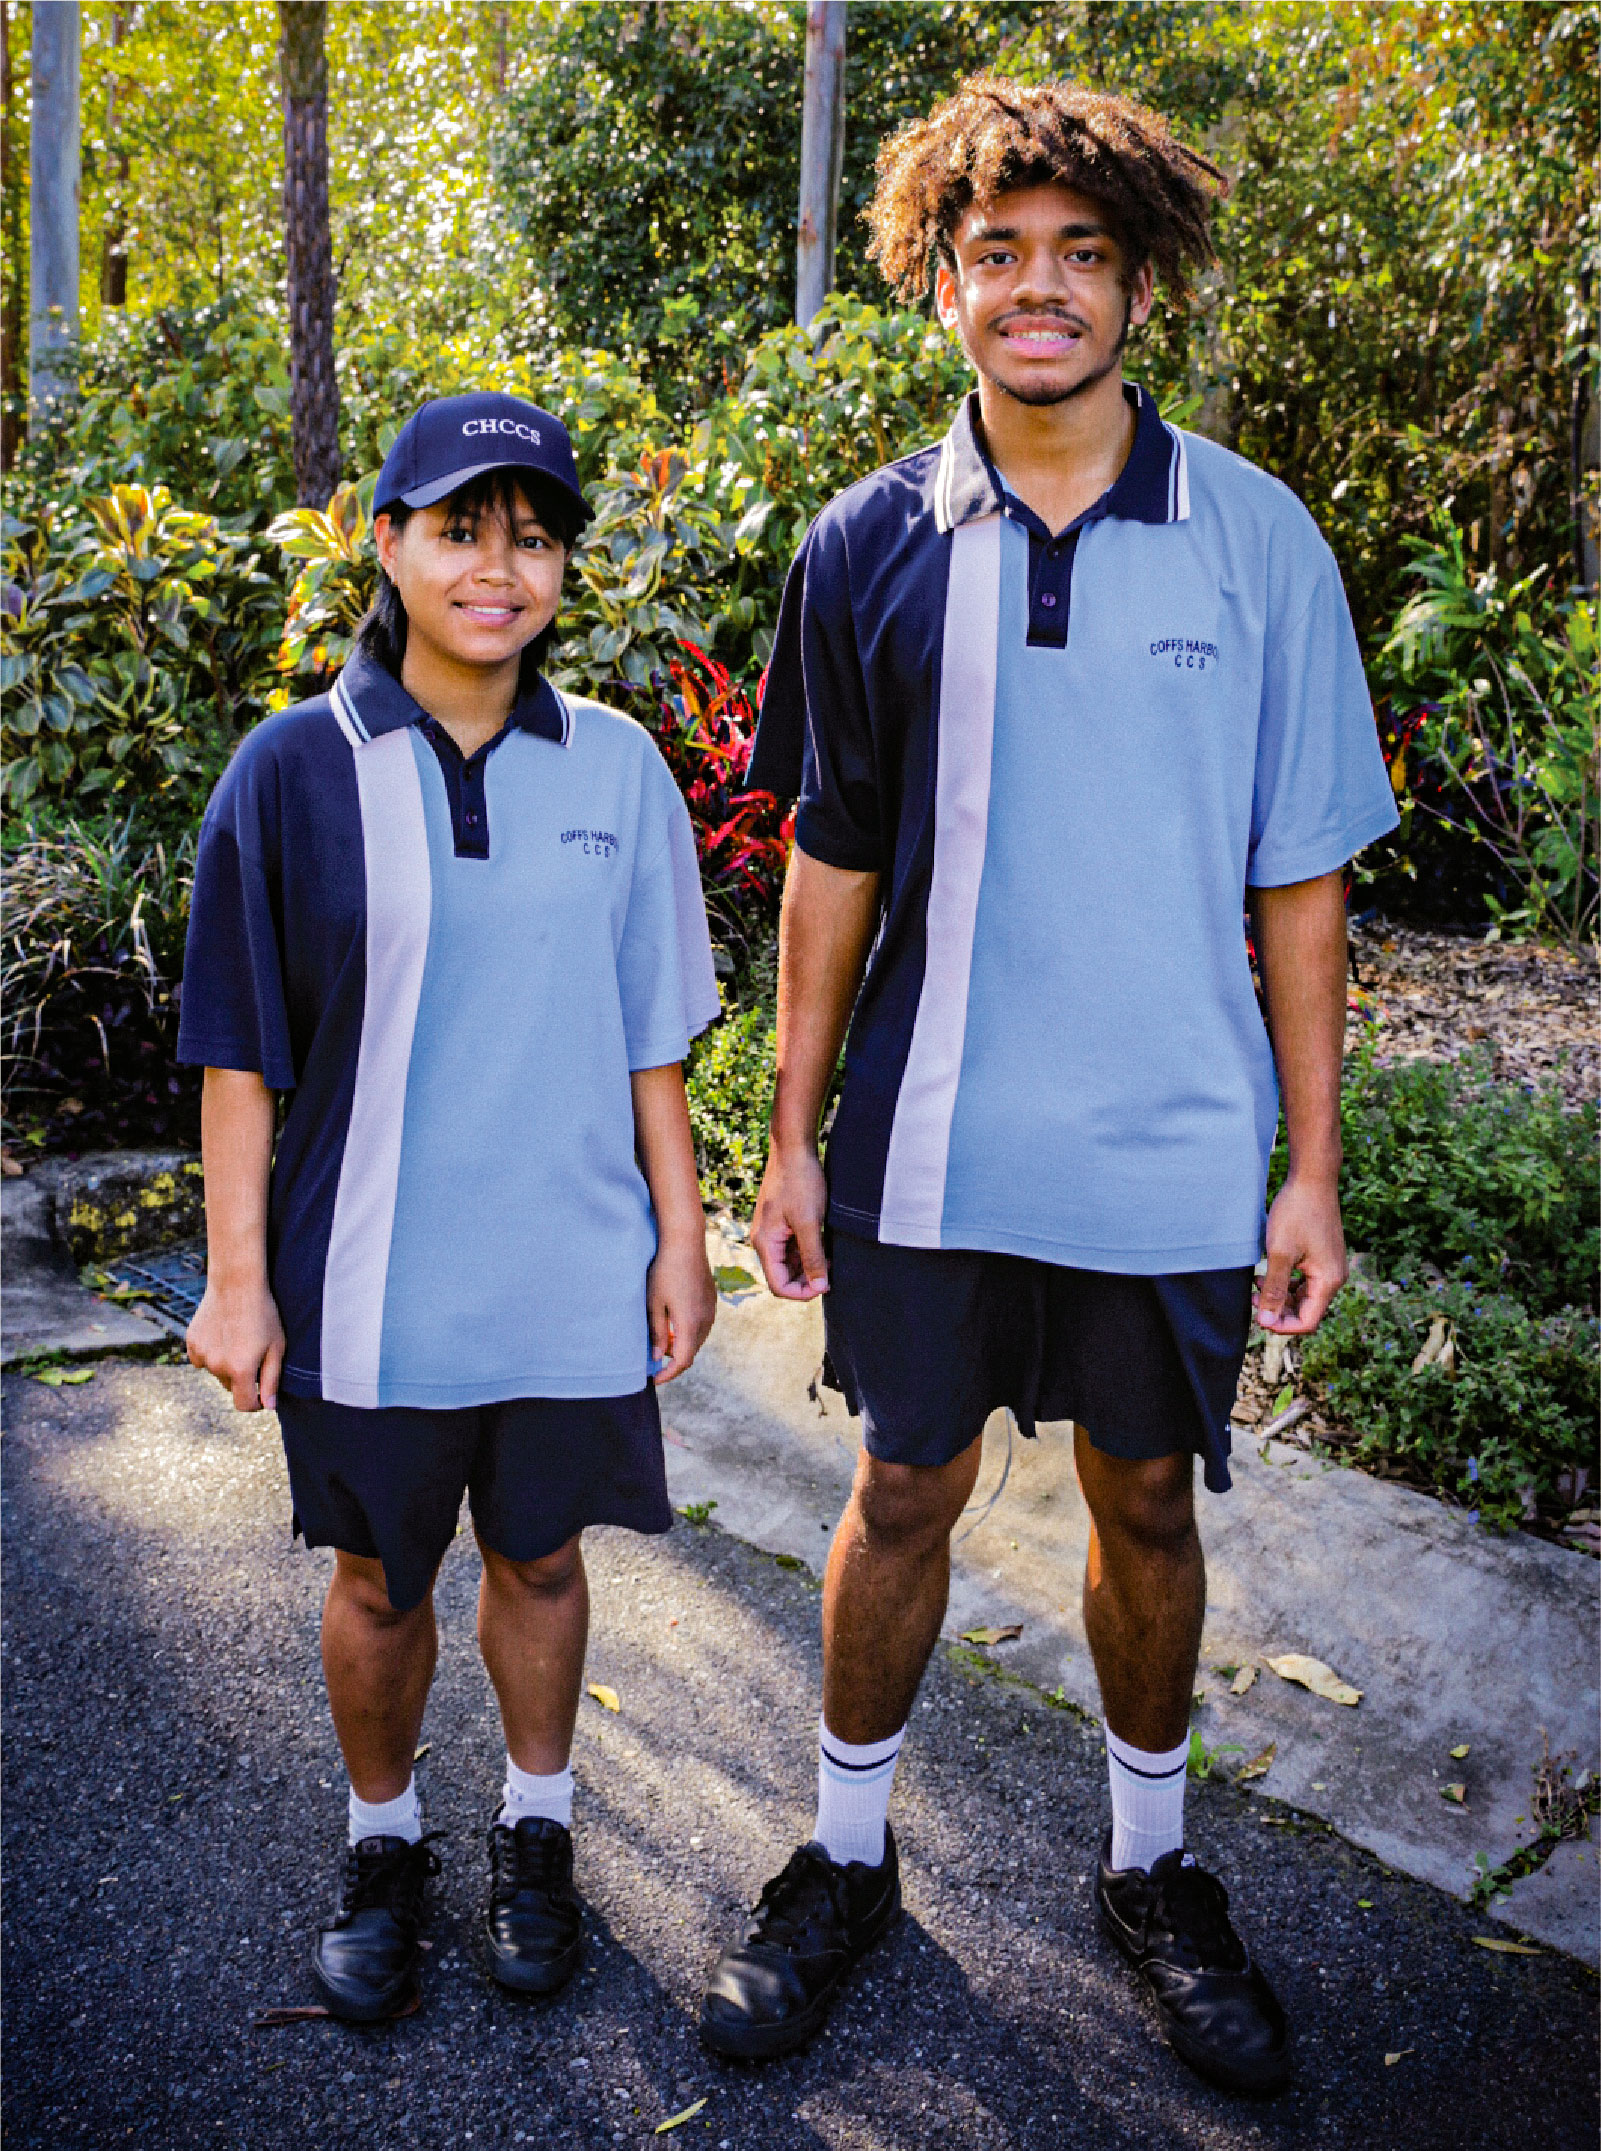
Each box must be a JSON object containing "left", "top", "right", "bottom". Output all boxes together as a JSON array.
[
  {"left": 186, "top": 1278, "right": 286, "bottom": 1412},
  {"left": 647, "top": 1233, "right": 717, "bottom": 1385}
]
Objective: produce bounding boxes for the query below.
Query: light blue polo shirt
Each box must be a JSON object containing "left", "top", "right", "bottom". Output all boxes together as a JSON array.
[
  {"left": 748, "top": 389, "right": 1399, "bottom": 1271},
  {"left": 179, "top": 649, "right": 722, "bottom": 1406}
]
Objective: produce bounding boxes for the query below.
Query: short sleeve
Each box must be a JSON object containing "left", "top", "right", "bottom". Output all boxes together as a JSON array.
[
  {"left": 1247, "top": 543, "right": 1400, "bottom": 888},
  {"left": 616, "top": 766, "right": 722, "bottom": 1070},
  {"left": 176, "top": 746, "right": 297, "bottom": 1088},
  {"left": 746, "top": 517, "right": 880, "bottom": 870}
]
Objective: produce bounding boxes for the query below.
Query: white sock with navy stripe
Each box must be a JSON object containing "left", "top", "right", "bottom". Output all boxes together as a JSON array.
[
  {"left": 1107, "top": 1725, "right": 1189, "bottom": 1872},
  {"left": 814, "top": 1718, "right": 903, "bottom": 1868}
]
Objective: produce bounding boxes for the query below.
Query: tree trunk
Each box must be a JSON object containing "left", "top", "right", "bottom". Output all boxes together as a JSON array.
[
  {"left": 279, "top": 0, "right": 340, "bottom": 506},
  {"left": 28, "top": 0, "right": 79, "bottom": 424},
  {"left": 795, "top": 0, "right": 846, "bottom": 328},
  {"left": 99, "top": 2, "right": 128, "bottom": 306},
  {"left": 1, "top": 0, "right": 24, "bottom": 466}
]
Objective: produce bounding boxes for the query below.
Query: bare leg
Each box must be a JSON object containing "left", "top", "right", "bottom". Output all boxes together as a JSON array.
[
  {"left": 820, "top": 1438, "right": 984, "bottom": 1745},
  {"left": 322, "top": 1551, "right": 439, "bottom": 1803},
  {"left": 1075, "top": 1428, "right": 1204, "bottom": 1752},
  {"left": 476, "top": 1533, "right": 589, "bottom": 1777}
]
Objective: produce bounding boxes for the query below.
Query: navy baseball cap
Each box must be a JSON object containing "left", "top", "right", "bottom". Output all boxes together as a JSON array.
[{"left": 374, "top": 392, "right": 590, "bottom": 526}]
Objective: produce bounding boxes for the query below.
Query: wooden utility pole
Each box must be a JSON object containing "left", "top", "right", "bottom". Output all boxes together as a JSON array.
[
  {"left": 279, "top": 0, "right": 340, "bottom": 506},
  {"left": 29, "top": 0, "right": 79, "bottom": 423},
  {"left": 795, "top": 0, "right": 845, "bottom": 327}
]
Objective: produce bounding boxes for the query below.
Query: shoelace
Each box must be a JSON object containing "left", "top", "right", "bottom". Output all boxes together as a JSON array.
[
  {"left": 747, "top": 1846, "right": 848, "bottom": 1950},
  {"left": 489, "top": 1824, "right": 569, "bottom": 1906},
  {"left": 334, "top": 1834, "right": 443, "bottom": 1927},
  {"left": 1152, "top": 1862, "right": 1247, "bottom": 1972}
]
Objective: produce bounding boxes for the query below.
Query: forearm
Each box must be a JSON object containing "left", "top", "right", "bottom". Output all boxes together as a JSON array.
[
  {"left": 1249, "top": 871, "right": 1347, "bottom": 1184},
  {"left": 630, "top": 1062, "right": 704, "bottom": 1248},
  {"left": 770, "top": 847, "right": 882, "bottom": 1154},
  {"left": 201, "top": 1067, "right": 277, "bottom": 1284}
]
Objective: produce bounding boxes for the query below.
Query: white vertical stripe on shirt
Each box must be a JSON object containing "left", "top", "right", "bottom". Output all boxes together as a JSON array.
[
  {"left": 878, "top": 513, "right": 1001, "bottom": 1246},
  {"left": 320, "top": 726, "right": 432, "bottom": 1407}
]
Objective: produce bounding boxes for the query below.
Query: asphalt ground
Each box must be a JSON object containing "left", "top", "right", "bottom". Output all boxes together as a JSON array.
[{"left": 3, "top": 1360, "right": 1596, "bottom": 2151}]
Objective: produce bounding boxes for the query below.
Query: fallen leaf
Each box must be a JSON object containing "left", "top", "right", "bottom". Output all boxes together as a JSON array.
[
  {"left": 654, "top": 2098, "right": 708, "bottom": 2134},
  {"left": 713, "top": 1265, "right": 760, "bottom": 1294},
  {"left": 1357, "top": 1898, "right": 1373, "bottom": 1909},
  {"left": 1270, "top": 1381, "right": 1294, "bottom": 1418},
  {"left": 1230, "top": 1664, "right": 1258, "bottom": 1696},
  {"left": 1265, "top": 1653, "right": 1362, "bottom": 1706},
  {"left": 1472, "top": 1936, "right": 1541, "bottom": 1955},
  {"left": 0, "top": 1150, "right": 22, "bottom": 1178},
  {"left": 1385, "top": 2049, "right": 1415, "bottom": 2066},
  {"left": 32, "top": 1366, "right": 94, "bottom": 1387},
  {"left": 1449, "top": 1743, "right": 1470, "bottom": 1760},
  {"left": 1411, "top": 1314, "right": 1457, "bottom": 1375},
  {"left": 413, "top": 1743, "right": 431, "bottom": 1762},
  {"left": 1235, "top": 1742, "right": 1276, "bottom": 1782},
  {"left": 1441, "top": 1782, "right": 1467, "bottom": 1805},
  {"left": 586, "top": 1684, "right": 621, "bottom": 1713},
  {"left": 960, "top": 1625, "right": 1023, "bottom": 1647}
]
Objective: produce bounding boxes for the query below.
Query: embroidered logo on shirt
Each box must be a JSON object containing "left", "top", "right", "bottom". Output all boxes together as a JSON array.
[
  {"left": 561, "top": 827, "right": 619, "bottom": 859},
  {"left": 1149, "top": 636, "right": 1220, "bottom": 672}
]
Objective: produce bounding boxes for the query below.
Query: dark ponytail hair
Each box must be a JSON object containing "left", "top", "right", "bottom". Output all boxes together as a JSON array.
[{"left": 359, "top": 466, "right": 585, "bottom": 692}]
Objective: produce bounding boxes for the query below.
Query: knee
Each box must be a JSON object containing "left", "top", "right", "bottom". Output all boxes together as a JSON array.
[
  {"left": 852, "top": 1451, "right": 973, "bottom": 1559},
  {"left": 332, "top": 1553, "right": 429, "bottom": 1631},
  {"left": 481, "top": 1534, "right": 584, "bottom": 1602},
  {"left": 1090, "top": 1460, "right": 1196, "bottom": 1562}
]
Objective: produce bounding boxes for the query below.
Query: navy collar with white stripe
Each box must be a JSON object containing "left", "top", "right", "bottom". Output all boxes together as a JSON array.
[
  {"left": 933, "top": 382, "right": 1189, "bottom": 535},
  {"left": 330, "top": 644, "right": 570, "bottom": 747}
]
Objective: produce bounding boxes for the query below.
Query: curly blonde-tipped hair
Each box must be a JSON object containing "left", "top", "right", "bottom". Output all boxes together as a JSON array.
[{"left": 866, "top": 74, "right": 1227, "bottom": 306}]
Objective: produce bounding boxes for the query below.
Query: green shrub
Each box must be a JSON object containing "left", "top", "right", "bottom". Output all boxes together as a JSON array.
[
  {"left": 1, "top": 808, "right": 197, "bottom": 1148},
  {"left": 685, "top": 984, "right": 777, "bottom": 1216},
  {"left": 1, "top": 481, "right": 283, "bottom": 819},
  {"left": 1315, "top": 1047, "right": 1598, "bottom": 1318},
  {"left": 1301, "top": 1279, "right": 1599, "bottom": 1531}
]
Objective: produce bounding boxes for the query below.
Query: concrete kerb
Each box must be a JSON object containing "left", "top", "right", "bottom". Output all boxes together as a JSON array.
[{"left": 665, "top": 1220, "right": 1601, "bottom": 1967}]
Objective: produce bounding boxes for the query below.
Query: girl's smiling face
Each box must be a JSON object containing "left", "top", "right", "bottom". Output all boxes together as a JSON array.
[{"left": 374, "top": 478, "right": 566, "bottom": 676}]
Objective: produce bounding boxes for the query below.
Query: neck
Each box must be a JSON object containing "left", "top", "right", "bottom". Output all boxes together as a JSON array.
[
  {"left": 974, "top": 362, "right": 1135, "bottom": 535},
  {"left": 399, "top": 636, "right": 522, "bottom": 757}
]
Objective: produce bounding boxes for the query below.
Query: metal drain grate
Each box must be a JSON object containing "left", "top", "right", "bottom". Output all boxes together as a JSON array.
[{"left": 100, "top": 1243, "right": 207, "bottom": 1337}]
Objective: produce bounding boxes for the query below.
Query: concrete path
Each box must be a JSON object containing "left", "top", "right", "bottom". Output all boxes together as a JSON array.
[
  {"left": 665, "top": 1227, "right": 1600, "bottom": 1961},
  {"left": 1, "top": 1175, "right": 169, "bottom": 1364},
  {"left": 4, "top": 1359, "right": 1597, "bottom": 2151}
]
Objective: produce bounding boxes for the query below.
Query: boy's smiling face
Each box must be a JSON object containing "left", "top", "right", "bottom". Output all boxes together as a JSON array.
[
  {"left": 934, "top": 180, "right": 1154, "bottom": 407},
  {"left": 375, "top": 481, "right": 565, "bottom": 675}
]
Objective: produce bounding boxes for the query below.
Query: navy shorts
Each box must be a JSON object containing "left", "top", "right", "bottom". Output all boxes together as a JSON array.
[
  {"left": 275, "top": 1387, "right": 672, "bottom": 1613},
  {"left": 821, "top": 1231, "right": 1253, "bottom": 1493}
]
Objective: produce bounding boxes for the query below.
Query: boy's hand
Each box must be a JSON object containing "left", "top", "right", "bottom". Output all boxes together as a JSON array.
[
  {"left": 752, "top": 1142, "right": 830, "bottom": 1300},
  {"left": 186, "top": 1279, "right": 286, "bottom": 1412},
  {"left": 647, "top": 1233, "right": 716, "bottom": 1385},
  {"left": 1254, "top": 1171, "right": 1347, "bottom": 1336}
]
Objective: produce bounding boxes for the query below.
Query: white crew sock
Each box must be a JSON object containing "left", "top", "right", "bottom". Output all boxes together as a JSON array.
[
  {"left": 499, "top": 1756, "right": 574, "bottom": 1831},
  {"left": 1106, "top": 1725, "right": 1189, "bottom": 1872},
  {"left": 348, "top": 1776, "right": 422, "bottom": 1847},
  {"left": 814, "top": 1718, "right": 903, "bottom": 1868}
]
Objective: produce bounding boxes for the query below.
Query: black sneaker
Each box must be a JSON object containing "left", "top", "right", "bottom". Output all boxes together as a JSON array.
[
  {"left": 700, "top": 1829, "right": 901, "bottom": 2060},
  {"left": 484, "top": 1816, "right": 584, "bottom": 1996},
  {"left": 311, "top": 1833, "right": 442, "bottom": 2023},
  {"left": 1096, "top": 1833, "right": 1292, "bottom": 2096}
]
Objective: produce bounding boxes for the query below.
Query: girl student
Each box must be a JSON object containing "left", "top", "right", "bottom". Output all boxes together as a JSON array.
[{"left": 181, "top": 391, "right": 721, "bottom": 2022}]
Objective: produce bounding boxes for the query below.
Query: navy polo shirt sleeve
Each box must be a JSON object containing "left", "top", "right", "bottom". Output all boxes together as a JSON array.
[
  {"left": 177, "top": 737, "right": 297, "bottom": 1089},
  {"left": 752, "top": 517, "right": 881, "bottom": 872},
  {"left": 615, "top": 754, "right": 722, "bottom": 1070},
  {"left": 1246, "top": 540, "right": 1399, "bottom": 889}
]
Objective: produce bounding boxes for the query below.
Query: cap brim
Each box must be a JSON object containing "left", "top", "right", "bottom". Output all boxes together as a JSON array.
[{"left": 386, "top": 460, "right": 593, "bottom": 525}]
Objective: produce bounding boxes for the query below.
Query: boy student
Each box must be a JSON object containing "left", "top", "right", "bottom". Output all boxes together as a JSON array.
[
  {"left": 180, "top": 392, "right": 721, "bottom": 2023},
  {"left": 701, "top": 79, "right": 1396, "bottom": 2095}
]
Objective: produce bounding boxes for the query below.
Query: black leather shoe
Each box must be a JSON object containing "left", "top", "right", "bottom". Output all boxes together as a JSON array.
[
  {"left": 700, "top": 1829, "right": 901, "bottom": 2060},
  {"left": 484, "top": 1816, "right": 584, "bottom": 1996},
  {"left": 311, "top": 1833, "right": 441, "bottom": 2023},
  {"left": 1096, "top": 1832, "right": 1292, "bottom": 2096}
]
